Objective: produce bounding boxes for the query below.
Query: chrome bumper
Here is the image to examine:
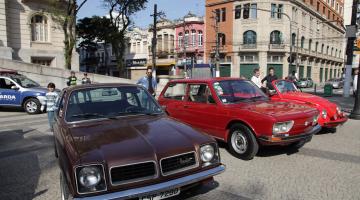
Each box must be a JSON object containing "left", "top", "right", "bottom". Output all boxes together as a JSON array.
[{"left": 74, "top": 165, "right": 225, "bottom": 200}]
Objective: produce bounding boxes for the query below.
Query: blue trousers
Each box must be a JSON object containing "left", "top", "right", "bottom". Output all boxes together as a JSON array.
[{"left": 47, "top": 111, "right": 55, "bottom": 131}]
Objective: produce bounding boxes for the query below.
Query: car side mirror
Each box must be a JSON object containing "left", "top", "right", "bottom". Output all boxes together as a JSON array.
[
  {"left": 11, "top": 85, "right": 19, "bottom": 90},
  {"left": 268, "top": 90, "right": 277, "bottom": 96}
]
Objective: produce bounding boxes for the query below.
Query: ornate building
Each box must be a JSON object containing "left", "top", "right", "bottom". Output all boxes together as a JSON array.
[{"left": 0, "top": 0, "right": 78, "bottom": 70}]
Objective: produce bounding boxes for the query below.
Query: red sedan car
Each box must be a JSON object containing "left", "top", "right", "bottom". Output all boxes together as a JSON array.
[
  {"left": 158, "top": 78, "right": 321, "bottom": 160},
  {"left": 270, "top": 79, "right": 348, "bottom": 128}
]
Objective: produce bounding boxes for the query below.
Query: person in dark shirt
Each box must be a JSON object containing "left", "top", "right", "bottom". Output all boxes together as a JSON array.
[{"left": 261, "top": 67, "right": 278, "bottom": 90}]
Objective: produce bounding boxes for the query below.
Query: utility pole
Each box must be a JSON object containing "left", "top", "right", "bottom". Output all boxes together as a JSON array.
[
  {"left": 350, "top": 0, "right": 360, "bottom": 119},
  {"left": 214, "top": 11, "right": 220, "bottom": 77},
  {"left": 150, "top": 4, "right": 165, "bottom": 78},
  {"left": 182, "top": 17, "right": 188, "bottom": 78},
  {"left": 344, "top": 0, "right": 358, "bottom": 98},
  {"left": 295, "top": 28, "right": 300, "bottom": 78}
]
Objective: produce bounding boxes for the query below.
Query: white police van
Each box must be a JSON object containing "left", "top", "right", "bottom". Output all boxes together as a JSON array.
[{"left": 0, "top": 70, "right": 47, "bottom": 114}]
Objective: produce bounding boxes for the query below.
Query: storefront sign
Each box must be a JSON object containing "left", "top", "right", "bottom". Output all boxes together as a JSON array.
[{"left": 126, "top": 59, "right": 147, "bottom": 67}]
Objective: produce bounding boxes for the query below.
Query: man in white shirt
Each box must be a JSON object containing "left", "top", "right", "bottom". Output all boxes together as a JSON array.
[
  {"left": 251, "top": 68, "right": 262, "bottom": 88},
  {"left": 354, "top": 69, "right": 359, "bottom": 96}
]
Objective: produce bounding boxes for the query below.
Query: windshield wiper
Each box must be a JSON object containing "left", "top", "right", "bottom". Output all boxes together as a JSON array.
[
  {"left": 71, "top": 113, "right": 117, "bottom": 120},
  {"left": 118, "top": 111, "right": 162, "bottom": 116}
]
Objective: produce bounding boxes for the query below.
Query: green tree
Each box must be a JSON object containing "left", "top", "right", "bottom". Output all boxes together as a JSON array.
[
  {"left": 50, "top": 0, "right": 88, "bottom": 70},
  {"left": 103, "top": 0, "right": 148, "bottom": 76},
  {"left": 77, "top": 16, "right": 117, "bottom": 73}
]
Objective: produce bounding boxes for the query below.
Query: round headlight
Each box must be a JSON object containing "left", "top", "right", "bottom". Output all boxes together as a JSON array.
[
  {"left": 322, "top": 110, "right": 327, "bottom": 119},
  {"left": 336, "top": 106, "right": 342, "bottom": 115},
  {"left": 200, "top": 145, "right": 215, "bottom": 163},
  {"left": 78, "top": 166, "right": 101, "bottom": 188}
]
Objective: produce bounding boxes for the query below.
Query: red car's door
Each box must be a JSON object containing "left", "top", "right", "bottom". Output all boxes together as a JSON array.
[
  {"left": 182, "top": 83, "right": 221, "bottom": 137},
  {"left": 158, "top": 82, "right": 188, "bottom": 121}
]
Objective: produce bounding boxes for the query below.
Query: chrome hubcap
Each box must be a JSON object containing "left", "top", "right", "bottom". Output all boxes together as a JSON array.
[
  {"left": 26, "top": 101, "right": 37, "bottom": 113},
  {"left": 231, "top": 131, "right": 248, "bottom": 154}
]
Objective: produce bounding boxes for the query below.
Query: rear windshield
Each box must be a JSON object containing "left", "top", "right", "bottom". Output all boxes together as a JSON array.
[{"left": 65, "top": 86, "right": 162, "bottom": 122}]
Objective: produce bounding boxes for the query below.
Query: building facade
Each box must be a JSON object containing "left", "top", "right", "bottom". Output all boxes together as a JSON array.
[
  {"left": 148, "top": 19, "right": 176, "bottom": 76},
  {"left": 0, "top": 0, "right": 78, "bottom": 70},
  {"left": 205, "top": 0, "right": 345, "bottom": 83},
  {"left": 175, "top": 13, "right": 205, "bottom": 72}
]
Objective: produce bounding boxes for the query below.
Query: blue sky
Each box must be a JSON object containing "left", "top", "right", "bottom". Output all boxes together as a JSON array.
[{"left": 77, "top": 0, "right": 205, "bottom": 28}]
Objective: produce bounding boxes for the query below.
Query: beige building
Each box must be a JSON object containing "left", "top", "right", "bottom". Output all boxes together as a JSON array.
[
  {"left": 206, "top": 0, "right": 345, "bottom": 83},
  {"left": 0, "top": 0, "right": 78, "bottom": 70},
  {"left": 148, "top": 19, "right": 176, "bottom": 76}
]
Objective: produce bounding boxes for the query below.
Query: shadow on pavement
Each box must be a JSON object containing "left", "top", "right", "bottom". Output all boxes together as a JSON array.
[
  {"left": 0, "top": 106, "right": 25, "bottom": 113},
  {"left": 256, "top": 145, "right": 300, "bottom": 157},
  {"left": 0, "top": 129, "right": 55, "bottom": 200},
  {"left": 171, "top": 181, "right": 220, "bottom": 200}
]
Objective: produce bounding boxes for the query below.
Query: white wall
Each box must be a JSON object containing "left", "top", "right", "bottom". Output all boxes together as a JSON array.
[{"left": 0, "top": 58, "right": 134, "bottom": 90}]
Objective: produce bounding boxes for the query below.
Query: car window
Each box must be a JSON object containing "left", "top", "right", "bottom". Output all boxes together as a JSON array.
[
  {"left": 163, "top": 83, "right": 186, "bottom": 101},
  {"left": 275, "top": 80, "right": 298, "bottom": 93},
  {"left": 188, "top": 84, "right": 215, "bottom": 104},
  {"left": 214, "top": 80, "right": 267, "bottom": 104},
  {"left": 66, "top": 86, "right": 162, "bottom": 122},
  {"left": 0, "top": 78, "right": 15, "bottom": 89}
]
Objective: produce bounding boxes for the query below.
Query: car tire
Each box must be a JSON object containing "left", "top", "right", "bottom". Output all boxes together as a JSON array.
[
  {"left": 60, "top": 171, "right": 72, "bottom": 200},
  {"left": 227, "top": 124, "right": 259, "bottom": 160},
  {"left": 24, "top": 98, "right": 41, "bottom": 114}
]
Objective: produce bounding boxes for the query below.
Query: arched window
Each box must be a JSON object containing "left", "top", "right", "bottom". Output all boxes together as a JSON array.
[
  {"left": 331, "top": 47, "right": 333, "bottom": 56},
  {"left": 335, "top": 49, "right": 338, "bottom": 57},
  {"left": 308, "top": 39, "right": 312, "bottom": 51},
  {"left": 243, "top": 30, "right": 257, "bottom": 45},
  {"left": 321, "top": 44, "right": 324, "bottom": 53},
  {"left": 184, "top": 31, "right": 189, "bottom": 47},
  {"left": 315, "top": 42, "right": 319, "bottom": 52},
  {"left": 300, "top": 36, "right": 305, "bottom": 48},
  {"left": 270, "top": 30, "right": 282, "bottom": 44},
  {"left": 326, "top": 46, "right": 329, "bottom": 55},
  {"left": 191, "top": 30, "right": 196, "bottom": 47},
  {"left": 339, "top": 50, "right": 341, "bottom": 58},
  {"left": 31, "top": 14, "right": 48, "bottom": 42},
  {"left": 178, "top": 33, "right": 183, "bottom": 48},
  {"left": 291, "top": 33, "right": 296, "bottom": 46},
  {"left": 198, "top": 31, "right": 203, "bottom": 46},
  {"left": 217, "top": 33, "right": 226, "bottom": 46}
]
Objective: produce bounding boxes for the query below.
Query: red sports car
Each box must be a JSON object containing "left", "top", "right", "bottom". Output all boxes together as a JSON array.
[
  {"left": 158, "top": 78, "right": 321, "bottom": 160},
  {"left": 270, "top": 79, "right": 347, "bottom": 128}
]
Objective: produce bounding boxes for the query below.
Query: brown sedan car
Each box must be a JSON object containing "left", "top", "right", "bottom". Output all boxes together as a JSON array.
[{"left": 53, "top": 83, "right": 225, "bottom": 200}]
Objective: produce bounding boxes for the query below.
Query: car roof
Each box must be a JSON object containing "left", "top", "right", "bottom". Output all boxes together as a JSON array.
[
  {"left": 168, "top": 77, "right": 246, "bottom": 84},
  {"left": 63, "top": 83, "right": 138, "bottom": 92}
]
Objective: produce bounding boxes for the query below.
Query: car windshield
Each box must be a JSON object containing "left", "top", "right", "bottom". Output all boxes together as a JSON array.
[
  {"left": 213, "top": 80, "right": 268, "bottom": 104},
  {"left": 300, "top": 78, "right": 307, "bottom": 81},
  {"left": 10, "top": 75, "right": 40, "bottom": 88},
  {"left": 65, "top": 86, "right": 163, "bottom": 122},
  {"left": 275, "top": 80, "right": 299, "bottom": 93}
]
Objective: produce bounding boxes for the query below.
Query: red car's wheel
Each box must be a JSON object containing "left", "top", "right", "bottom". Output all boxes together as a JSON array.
[{"left": 227, "top": 124, "right": 259, "bottom": 160}]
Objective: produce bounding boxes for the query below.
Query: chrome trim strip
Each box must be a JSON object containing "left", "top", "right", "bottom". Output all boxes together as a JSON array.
[
  {"left": 73, "top": 165, "right": 225, "bottom": 200},
  {"left": 160, "top": 151, "right": 199, "bottom": 177},
  {"left": 109, "top": 160, "right": 159, "bottom": 186},
  {"left": 74, "top": 164, "right": 108, "bottom": 195}
]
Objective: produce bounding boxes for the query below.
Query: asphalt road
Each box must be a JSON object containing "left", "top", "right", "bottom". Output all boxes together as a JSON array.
[{"left": 0, "top": 108, "right": 359, "bottom": 200}]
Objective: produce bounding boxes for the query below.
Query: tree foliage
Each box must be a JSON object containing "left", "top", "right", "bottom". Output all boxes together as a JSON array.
[
  {"left": 49, "top": 0, "right": 88, "bottom": 70},
  {"left": 103, "top": 0, "right": 148, "bottom": 74}
]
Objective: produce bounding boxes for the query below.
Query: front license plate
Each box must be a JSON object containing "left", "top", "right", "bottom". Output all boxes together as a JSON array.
[{"left": 140, "top": 188, "right": 180, "bottom": 200}]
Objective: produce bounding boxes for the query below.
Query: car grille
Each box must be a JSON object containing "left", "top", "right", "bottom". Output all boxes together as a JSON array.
[
  {"left": 160, "top": 152, "right": 198, "bottom": 176},
  {"left": 110, "top": 161, "right": 157, "bottom": 185}
]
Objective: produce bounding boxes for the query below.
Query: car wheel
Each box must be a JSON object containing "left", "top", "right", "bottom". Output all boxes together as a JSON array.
[
  {"left": 60, "top": 171, "right": 72, "bottom": 200},
  {"left": 24, "top": 98, "right": 41, "bottom": 114},
  {"left": 227, "top": 124, "right": 259, "bottom": 160}
]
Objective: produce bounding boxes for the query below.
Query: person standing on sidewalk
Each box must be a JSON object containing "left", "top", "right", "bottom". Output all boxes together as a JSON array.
[
  {"left": 67, "top": 71, "right": 77, "bottom": 86},
  {"left": 137, "top": 68, "right": 157, "bottom": 96},
  {"left": 43, "top": 83, "right": 59, "bottom": 132},
  {"left": 354, "top": 69, "right": 358, "bottom": 97},
  {"left": 251, "top": 68, "right": 262, "bottom": 88},
  {"left": 81, "top": 73, "right": 91, "bottom": 84}
]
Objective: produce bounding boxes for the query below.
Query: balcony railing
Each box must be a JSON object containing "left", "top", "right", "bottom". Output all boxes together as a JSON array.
[
  {"left": 240, "top": 43, "right": 257, "bottom": 49},
  {"left": 269, "top": 43, "right": 285, "bottom": 50}
]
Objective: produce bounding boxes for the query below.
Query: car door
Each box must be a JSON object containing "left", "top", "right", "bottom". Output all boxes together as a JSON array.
[
  {"left": 182, "top": 83, "right": 220, "bottom": 136},
  {"left": 0, "top": 78, "right": 21, "bottom": 106},
  {"left": 158, "top": 82, "right": 188, "bottom": 121}
]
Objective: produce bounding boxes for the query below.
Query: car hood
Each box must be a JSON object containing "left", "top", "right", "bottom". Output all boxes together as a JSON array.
[
  {"left": 24, "top": 87, "right": 48, "bottom": 94},
  {"left": 67, "top": 115, "right": 211, "bottom": 167},
  {"left": 228, "top": 100, "right": 317, "bottom": 119},
  {"left": 281, "top": 91, "right": 336, "bottom": 108}
]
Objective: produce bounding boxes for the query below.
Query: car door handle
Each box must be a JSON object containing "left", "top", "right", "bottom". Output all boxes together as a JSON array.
[{"left": 183, "top": 105, "right": 190, "bottom": 108}]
